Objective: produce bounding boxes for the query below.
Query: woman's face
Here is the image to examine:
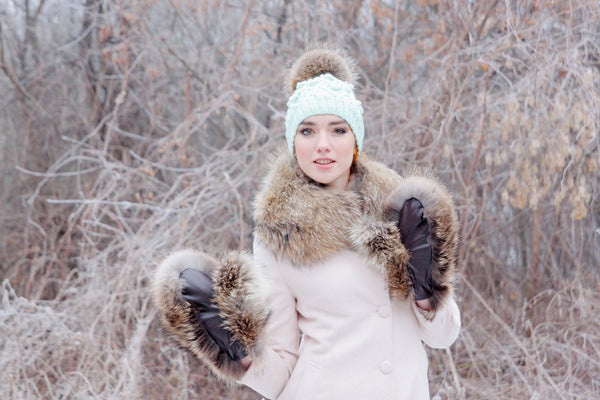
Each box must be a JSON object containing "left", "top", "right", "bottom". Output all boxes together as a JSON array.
[{"left": 293, "top": 114, "right": 356, "bottom": 191}]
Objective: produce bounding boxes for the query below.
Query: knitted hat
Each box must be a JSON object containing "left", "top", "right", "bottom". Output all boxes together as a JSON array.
[{"left": 284, "top": 47, "right": 364, "bottom": 154}]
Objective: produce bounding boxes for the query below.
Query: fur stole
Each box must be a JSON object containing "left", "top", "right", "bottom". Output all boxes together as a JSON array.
[{"left": 253, "top": 152, "right": 459, "bottom": 312}]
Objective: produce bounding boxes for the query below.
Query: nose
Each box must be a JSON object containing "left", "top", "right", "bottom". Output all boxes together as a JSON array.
[{"left": 315, "top": 132, "right": 331, "bottom": 152}]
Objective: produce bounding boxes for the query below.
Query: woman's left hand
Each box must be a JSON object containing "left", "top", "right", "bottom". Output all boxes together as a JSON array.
[{"left": 415, "top": 298, "right": 432, "bottom": 311}]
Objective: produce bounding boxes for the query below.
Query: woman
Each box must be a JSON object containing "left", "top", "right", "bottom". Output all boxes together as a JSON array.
[{"left": 152, "top": 46, "right": 461, "bottom": 400}]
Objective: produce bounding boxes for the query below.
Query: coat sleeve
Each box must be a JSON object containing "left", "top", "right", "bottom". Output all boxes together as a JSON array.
[
  {"left": 237, "top": 238, "right": 300, "bottom": 399},
  {"left": 151, "top": 249, "right": 270, "bottom": 382},
  {"left": 411, "top": 297, "right": 461, "bottom": 349}
]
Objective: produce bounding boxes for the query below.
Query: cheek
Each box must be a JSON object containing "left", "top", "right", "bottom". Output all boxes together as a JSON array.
[
  {"left": 294, "top": 137, "right": 312, "bottom": 164},
  {"left": 294, "top": 136, "right": 305, "bottom": 152},
  {"left": 340, "top": 136, "right": 357, "bottom": 160}
]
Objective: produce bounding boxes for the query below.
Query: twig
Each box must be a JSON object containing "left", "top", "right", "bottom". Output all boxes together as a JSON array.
[{"left": 461, "top": 275, "right": 567, "bottom": 400}]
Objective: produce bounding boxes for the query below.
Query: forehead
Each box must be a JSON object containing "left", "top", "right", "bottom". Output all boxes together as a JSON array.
[{"left": 299, "top": 114, "right": 348, "bottom": 125}]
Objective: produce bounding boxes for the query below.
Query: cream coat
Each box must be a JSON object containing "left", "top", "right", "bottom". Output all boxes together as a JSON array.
[
  {"left": 239, "top": 239, "right": 460, "bottom": 400},
  {"left": 151, "top": 153, "right": 461, "bottom": 398}
]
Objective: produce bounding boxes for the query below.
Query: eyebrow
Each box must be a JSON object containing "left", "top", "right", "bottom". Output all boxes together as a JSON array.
[{"left": 298, "top": 119, "right": 348, "bottom": 127}]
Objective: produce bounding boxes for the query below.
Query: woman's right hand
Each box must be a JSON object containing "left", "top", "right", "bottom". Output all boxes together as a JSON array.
[
  {"left": 180, "top": 268, "right": 248, "bottom": 361},
  {"left": 240, "top": 355, "right": 253, "bottom": 370}
]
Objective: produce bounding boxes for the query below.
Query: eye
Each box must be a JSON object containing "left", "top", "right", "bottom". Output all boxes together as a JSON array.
[
  {"left": 333, "top": 128, "right": 347, "bottom": 134},
  {"left": 299, "top": 128, "right": 314, "bottom": 136}
]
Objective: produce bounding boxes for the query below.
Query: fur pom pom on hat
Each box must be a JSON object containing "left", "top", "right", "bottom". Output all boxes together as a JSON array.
[
  {"left": 285, "top": 47, "right": 364, "bottom": 154},
  {"left": 285, "top": 46, "right": 358, "bottom": 94}
]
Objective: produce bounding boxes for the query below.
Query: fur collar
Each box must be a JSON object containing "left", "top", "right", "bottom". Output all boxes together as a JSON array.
[{"left": 253, "top": 152, "right": 402, "bottom": 266}]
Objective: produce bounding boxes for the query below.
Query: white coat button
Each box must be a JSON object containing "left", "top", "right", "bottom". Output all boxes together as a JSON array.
[
  {"left": 377, "top": 305, "right": 391, "bottom": 318},
  {"left": 380, "top": 361, "right": 393, "bottom": 374}
]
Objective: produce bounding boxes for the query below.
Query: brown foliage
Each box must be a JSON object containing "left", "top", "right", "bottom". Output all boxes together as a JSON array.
[{"left": 1, "top": 1, "right": 598, "bottom": 399}]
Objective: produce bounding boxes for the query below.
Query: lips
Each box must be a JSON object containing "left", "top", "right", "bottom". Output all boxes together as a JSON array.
[{"left": 314, "top": 158, "right": 334, "bottom": 165}]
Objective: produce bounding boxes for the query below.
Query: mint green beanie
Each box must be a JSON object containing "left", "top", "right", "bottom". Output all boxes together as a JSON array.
[{"left": 285, "top": 73, "right": 364, "bottom": 154}]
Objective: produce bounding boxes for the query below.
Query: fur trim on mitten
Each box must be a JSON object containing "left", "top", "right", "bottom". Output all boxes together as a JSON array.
[
  {"left": 383, "top": 171, "right": 460, "bottom": 313},
  {"left": 151, "top": 249, "right": 270, "bottom": 382}
]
